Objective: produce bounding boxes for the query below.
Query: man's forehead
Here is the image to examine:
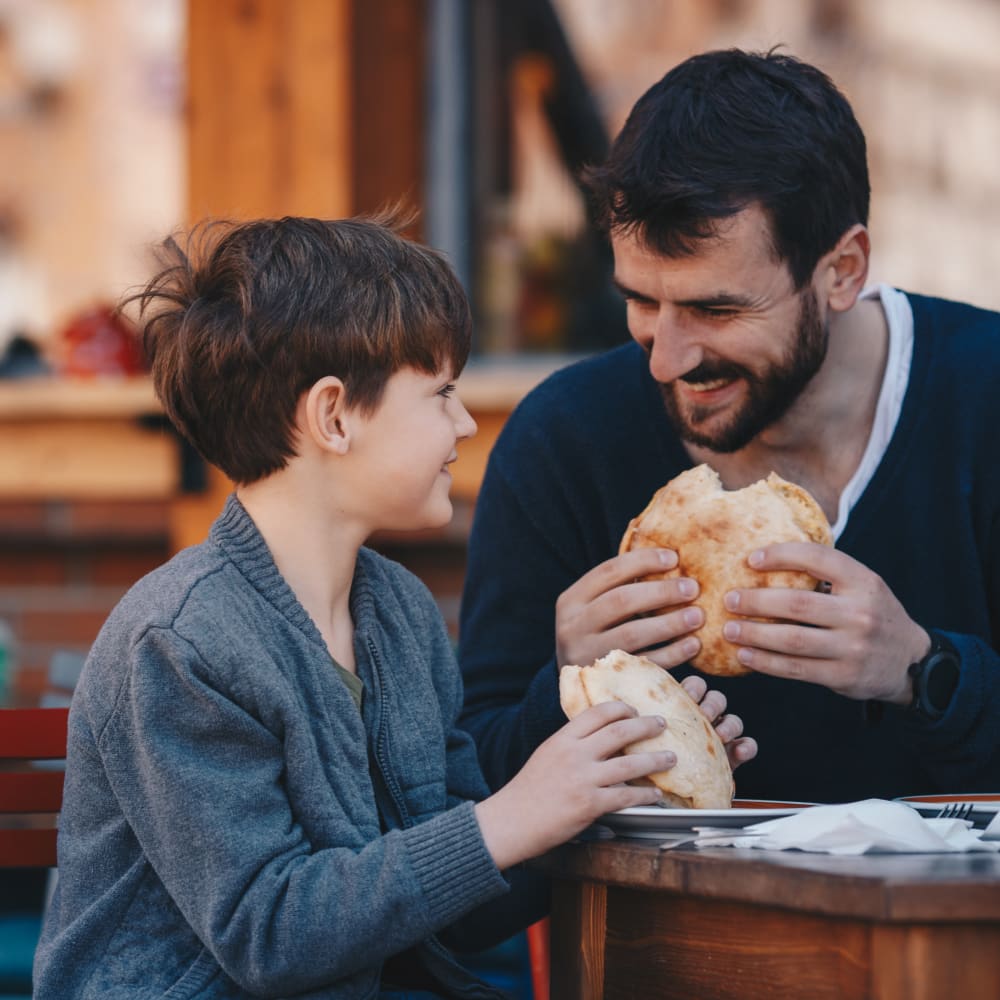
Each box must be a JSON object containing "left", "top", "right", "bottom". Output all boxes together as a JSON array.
[
  {"left": 611, "top": 210, "right": 787, "bottom": 289},
  {"left": 612, "top": 205, "right": 775, "bottom": 256}
]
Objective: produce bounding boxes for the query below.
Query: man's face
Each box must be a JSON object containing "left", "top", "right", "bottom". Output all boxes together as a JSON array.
[{"left": 611, "top": 206, "right": 828, "bottom": 453}]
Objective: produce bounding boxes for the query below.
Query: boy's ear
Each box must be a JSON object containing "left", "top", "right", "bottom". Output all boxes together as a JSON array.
[
  {"left": 819, "top": 223, "right": 870, "bottom": 313},
  {"left": 303, "top": 376, "right": 351, "bottom": 455}
]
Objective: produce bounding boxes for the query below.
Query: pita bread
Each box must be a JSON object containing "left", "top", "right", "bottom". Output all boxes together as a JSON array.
[
  {"left": 559, "top": 649, "right": 733, "bottom": 809},
  {"left": 620, "top": 464, "right": 832, "bottom": 677}
]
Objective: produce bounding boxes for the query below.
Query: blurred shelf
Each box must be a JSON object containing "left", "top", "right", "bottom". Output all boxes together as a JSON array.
[
  {"left": 0, "top": 356, "right": 578, "bottom": 521},
  {"left": 458, "top": 353, "right": 582, "bottom": 411},
  {"left": 0, "top": 376, "right": 161, "bottom": 420},
  {"left": 0, "top": 375, "right": 177, "bottom": 501}
]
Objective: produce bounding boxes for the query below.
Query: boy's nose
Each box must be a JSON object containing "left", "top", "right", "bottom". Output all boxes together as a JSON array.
[{"left": 453, "top": 399, "right": 477, "bottom": 440}]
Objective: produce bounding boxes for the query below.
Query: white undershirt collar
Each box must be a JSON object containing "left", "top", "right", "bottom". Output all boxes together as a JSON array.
[{"left": 828, "top": 284, "right": 913, "bottom": 540}]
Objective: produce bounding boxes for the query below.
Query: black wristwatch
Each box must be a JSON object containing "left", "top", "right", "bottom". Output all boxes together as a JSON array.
[{"left": 907, "top": 632, "right": 961, "bottom": 722}]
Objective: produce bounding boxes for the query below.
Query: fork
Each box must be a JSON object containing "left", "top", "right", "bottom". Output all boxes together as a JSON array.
[{"left": 935, "top": 802, "right": 974, "bottom": 822}]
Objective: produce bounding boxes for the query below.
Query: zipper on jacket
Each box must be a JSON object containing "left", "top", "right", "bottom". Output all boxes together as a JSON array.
[{"left": 365, "top": 637, "right": 411, "bottom": 830}]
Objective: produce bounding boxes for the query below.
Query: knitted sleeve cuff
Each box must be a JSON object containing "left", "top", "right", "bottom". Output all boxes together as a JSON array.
[{"left": 403, "top": 801, "right": 509, "bottom": 928}]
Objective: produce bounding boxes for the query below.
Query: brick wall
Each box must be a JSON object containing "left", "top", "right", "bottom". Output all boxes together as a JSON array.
[
  {"left": 0, "top": 497, "right": 472, "bottom": 705},
  {"left": 555, "top": 0, "right": 1000, "bottom": 312},
  {"left": 0, "top": 500, "right": 170, "bottom": 704}
]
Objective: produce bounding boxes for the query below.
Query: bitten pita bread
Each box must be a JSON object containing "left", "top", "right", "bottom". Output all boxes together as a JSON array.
[
  {"left": 559, "top": 649, "right": 733, "bottom": 809},
  {"left": 620, "top": 464, "right": 832, "bottom": 677}
]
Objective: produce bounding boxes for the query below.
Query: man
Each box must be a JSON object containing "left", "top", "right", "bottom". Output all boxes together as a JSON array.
[{"left": 458, "top": 48, "right": 1000, "bottom": 804}]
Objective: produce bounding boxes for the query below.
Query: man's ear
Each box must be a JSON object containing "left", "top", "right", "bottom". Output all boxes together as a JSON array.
[
  {"left": 819, "top": 223, "right": 870, "bottom": 313},
  {"left": 303, "top": 376, "right": 351, "bottom": 455}
]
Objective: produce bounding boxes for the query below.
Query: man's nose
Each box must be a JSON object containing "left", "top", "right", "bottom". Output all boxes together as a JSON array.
[{"left": 646, "top": 315, "right": 703, "bottom": 384}]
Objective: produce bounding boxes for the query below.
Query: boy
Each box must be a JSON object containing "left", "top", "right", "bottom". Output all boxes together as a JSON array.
[{"left": 33, "top": 216, "right": 750, "bottom": 999}]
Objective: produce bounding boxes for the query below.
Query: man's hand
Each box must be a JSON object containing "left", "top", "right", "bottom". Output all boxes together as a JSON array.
[
  {"left": 555, "top": 548, "right": 704, "bottom": 669},
  {"left": 720, "top": 541, "right": 929, "bottom": 704},
  {"left": 679, "top": 673, "right": 758, "bottom": 770}
]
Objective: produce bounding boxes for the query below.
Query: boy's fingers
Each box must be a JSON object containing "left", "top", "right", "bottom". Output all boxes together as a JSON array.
[
  {"left": 601, "top": 750, "right": 675, "bottom": 787},
  {"left": 601, "top": 781, "right": 664, "bottom": 813},
  {"left": 587, "top": 714, "right": 666, "bottom": 758},
  {"left": 565, "top": 699, "right": 638, "bottom": 737}
]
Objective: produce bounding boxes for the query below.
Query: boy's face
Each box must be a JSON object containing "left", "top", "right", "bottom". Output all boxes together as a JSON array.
[{"left": 344, "top": 365, "right": 477, "bottom": 533}]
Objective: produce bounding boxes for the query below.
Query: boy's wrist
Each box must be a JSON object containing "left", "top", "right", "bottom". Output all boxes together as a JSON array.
[{"left": 475, "top": 793, "right": 536, "bottom": 872}]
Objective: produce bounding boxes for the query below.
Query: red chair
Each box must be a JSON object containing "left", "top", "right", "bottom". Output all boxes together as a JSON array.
[
  {"left": 0, "top": 707, "right": 70, "bottom": 868},
  {"left": 526, "top": 917, "right": 550, "bottom": 1000}
]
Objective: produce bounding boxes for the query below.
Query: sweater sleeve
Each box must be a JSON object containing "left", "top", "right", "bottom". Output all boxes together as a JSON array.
[
  {"left": 901, "top": 631, "right": 1000, "bottom": 792},
  {"left": 412, "top": 593, "right": 554, "bottom": 951},
  {"left": 95, "top": 626, "right": 508, "bottom": 997}
]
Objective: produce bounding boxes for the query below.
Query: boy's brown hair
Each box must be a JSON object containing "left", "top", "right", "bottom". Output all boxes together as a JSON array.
[{"left": 122, "top": 214, "right": 471, "bottom": 484}]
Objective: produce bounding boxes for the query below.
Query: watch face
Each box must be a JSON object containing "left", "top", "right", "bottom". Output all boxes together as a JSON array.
[{"left": 924, "top": 651, "right": 960, "bottom": 713}]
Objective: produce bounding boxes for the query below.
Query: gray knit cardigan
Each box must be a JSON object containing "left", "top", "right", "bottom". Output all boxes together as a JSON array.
[{"left": 33, "top": 495, "right": 521, "bottom": 1000}]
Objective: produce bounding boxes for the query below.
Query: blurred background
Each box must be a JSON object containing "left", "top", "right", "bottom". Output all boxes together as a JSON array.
[
  {"left": 3, "top": 0, "right": 1000, "bottom": 364},
  {"left": 2, "top": 0, "right": 1000, "bottom": 992}
]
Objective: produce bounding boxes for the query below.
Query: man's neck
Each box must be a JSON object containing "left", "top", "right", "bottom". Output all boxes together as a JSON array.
[{"left": 687, "top": 294, "right": 889, "bottom": 523}]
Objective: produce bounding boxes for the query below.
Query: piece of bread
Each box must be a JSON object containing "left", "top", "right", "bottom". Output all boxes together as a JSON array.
[
  {"left": 619, "top": 464, "right": 832, "bottom": 677},
  {"left": 559, "top": 649, "right": 734, "bottom": 809}
]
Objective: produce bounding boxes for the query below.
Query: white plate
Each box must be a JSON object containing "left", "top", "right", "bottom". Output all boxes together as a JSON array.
[
  {"left": 896, "top": 794, "right": 1000, "bottom": 818},
  {"left": 597, "top": 799, "right": 814, "bottom": 840}
]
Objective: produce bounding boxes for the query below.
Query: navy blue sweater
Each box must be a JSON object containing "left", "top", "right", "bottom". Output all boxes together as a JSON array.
[{"left": 458, "top": 293, "right": 1000, "bottom": 804}]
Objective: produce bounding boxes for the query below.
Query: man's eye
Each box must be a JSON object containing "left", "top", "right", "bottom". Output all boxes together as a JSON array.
[{"left": 626, "top": 296, "right": 656, "bottom": 309}]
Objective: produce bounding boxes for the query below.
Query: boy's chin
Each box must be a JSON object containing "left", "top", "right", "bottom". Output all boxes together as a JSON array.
[{"left": 388, "top": 498, "right": 454, "bottom": 534}]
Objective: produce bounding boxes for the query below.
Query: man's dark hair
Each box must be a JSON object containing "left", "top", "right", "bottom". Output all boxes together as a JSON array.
[
  {"left": 121, "top": 214, "right": 471, "bottom": 485},
  {"left": 583, "top": 48, "right": 870, "bottom": 288}
]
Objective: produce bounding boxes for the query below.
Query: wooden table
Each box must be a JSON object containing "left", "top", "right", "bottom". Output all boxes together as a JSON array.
[{"left": 534, "top": 837, "right": 1000, "bottom": 1000}]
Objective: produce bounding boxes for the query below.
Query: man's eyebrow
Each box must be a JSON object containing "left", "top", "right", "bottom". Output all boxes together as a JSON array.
[
  {"left": 611, "top": 279, "right": 654, "bottom": 302},
  {"left": 612, "top": 281, "right": 762, "bottom": 310},
  {"left": 675, "top": 292, "right": 758, "bottom": 309}
]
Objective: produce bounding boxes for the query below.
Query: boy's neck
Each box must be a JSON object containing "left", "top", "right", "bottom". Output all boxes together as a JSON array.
[{"left": 236, "top": 478, "right": 360, "bottom": 672}]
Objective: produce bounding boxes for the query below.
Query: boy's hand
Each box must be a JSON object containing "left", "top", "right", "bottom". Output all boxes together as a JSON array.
[{"left": 474, "top": 701, "right": 672, "bottom": 871}]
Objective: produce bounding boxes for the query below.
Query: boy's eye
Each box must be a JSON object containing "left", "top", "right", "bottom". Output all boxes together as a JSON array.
[{"left": 438, "top": 383, "right": 456, "bottom": 398}]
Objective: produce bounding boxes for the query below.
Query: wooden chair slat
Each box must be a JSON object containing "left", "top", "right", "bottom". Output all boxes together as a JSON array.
[
  {"left": 0, "top": 827, "right": 58, "bottom": 868},
  {"left": 0, "top": 707, "right": 69, "bottom": 867},
  {"left": 0, "top": 707, "right": 70, "bottom": 758},
  {"left": 0, "top": 770, "right": 65, "bottom": 813}
]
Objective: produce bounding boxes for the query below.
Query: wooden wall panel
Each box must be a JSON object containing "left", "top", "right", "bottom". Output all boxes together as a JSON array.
[
  {"left": 180, "top": 0, "right": 429, "bottom": 551},
  {"left": 351, "top": 0, "right": 427, "bottom": 226},
  {"left": 186, "top": 0, "right": 352, "bottom": 221}
]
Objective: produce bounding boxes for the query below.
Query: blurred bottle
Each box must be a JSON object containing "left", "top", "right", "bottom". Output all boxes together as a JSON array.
[
  {"left": 56, "top": 304, "right": 147, "bottom": 376},
  {"left": 0, "top": 618, "right": 14, "bottom": 701},
  {"left": 478, "top": 203, "right": 521, "bottom": 355}
]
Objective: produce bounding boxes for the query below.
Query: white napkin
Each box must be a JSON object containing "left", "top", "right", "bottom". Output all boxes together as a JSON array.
[{"left": 692, "top": 799, "right": 1000, "bottom": 854}]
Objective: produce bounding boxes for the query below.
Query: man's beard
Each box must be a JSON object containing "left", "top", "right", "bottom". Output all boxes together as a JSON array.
[{"left": 659, "top": 287, "right": 828, "bottom": 453}]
